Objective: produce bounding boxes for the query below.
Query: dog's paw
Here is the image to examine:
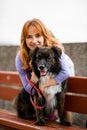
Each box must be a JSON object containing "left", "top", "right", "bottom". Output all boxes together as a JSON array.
[
  {"left": 60, "top": 120, "right": 72, "bottom": 127},
  {"left": 35, "top": 119, "right": 45, "bottom": 126}
]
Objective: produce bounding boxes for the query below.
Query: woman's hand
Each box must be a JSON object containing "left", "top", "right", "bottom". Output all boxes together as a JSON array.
[
  {"left": 39, "top": 77, "right": 58, "bottom": 94},
  {"left": 30, "top": 72, "right": 38, "bottom": 84}
]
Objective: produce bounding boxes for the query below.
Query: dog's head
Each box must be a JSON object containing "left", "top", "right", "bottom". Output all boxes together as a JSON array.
[{"left": 30, "top": 46, "right": 62, "bottom": 78}]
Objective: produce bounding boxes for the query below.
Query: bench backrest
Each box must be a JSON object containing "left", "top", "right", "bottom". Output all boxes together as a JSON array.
[
  {"left": 0, "top": 71, "right": 23, "bottom": 101},
  {"left": 0, "top": 71, "right": 87, "bottom": 114},
  {"left": 64, "top": 76, "right": 87, "bottom": 114}
]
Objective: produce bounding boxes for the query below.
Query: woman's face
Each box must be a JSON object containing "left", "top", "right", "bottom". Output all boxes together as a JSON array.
[{"left": 25, "top": 26, "right": 44, "bottom": 50}]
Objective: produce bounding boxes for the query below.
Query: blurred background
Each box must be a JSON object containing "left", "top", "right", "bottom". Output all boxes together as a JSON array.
[
  {"left": 0, "top": 0, "right": 87, "bottom": 76},
  {"left": 0, "top": 0, "right": 87, "bottom": 128},
  {"left": 0, "top": 0, "right": 87, "bottom": 44}
]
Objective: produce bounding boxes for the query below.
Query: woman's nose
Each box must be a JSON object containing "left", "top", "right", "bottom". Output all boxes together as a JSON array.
[{"left": 32, "top": 37, "right": 37, "bottom": 43}]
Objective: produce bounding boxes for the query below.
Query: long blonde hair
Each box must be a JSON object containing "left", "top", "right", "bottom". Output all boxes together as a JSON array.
[{"left": 19, "top": 18, "right": 64, "bottom": 69}]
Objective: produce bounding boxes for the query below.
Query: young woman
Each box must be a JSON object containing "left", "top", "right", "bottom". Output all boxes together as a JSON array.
[{"left": 15, "top": 18, "right": 75, "bottom": 125}]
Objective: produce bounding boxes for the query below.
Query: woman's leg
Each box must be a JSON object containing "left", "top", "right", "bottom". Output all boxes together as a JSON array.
[{"left": 65, "top": 111, "right": 72, "bottom": 124}]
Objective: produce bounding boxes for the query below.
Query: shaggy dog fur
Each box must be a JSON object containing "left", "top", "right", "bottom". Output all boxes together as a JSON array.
[{"left": 15, "top": 46, "right": 71, "bottom": 126}]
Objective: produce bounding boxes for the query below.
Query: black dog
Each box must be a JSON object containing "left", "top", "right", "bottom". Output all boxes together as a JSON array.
[{"left": 15, "top": 46, "right": 71, "bottom": 126}]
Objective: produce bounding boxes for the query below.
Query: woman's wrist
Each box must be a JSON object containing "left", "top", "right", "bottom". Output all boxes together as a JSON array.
[
  {"left": 48, "top": 78, "right": 58, "bottom": 86},
  {"left": 39, "top": 78, "right": 58, "bottom": 93},
  {"left": 42, "top": 78, "right": 58, "bottom": 88}
]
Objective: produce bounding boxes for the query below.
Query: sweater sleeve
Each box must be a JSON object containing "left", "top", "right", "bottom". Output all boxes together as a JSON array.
[
  {"left": 15, "top": 54, "right": 35, "bottom": 95},
  {"left": 54, "top": 52, "right": 70, "bottom": 84}
]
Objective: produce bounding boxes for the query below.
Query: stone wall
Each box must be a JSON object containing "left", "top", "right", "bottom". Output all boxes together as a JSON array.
[{"left": 0, "top": 42, "right": 87, "bottom": 127}]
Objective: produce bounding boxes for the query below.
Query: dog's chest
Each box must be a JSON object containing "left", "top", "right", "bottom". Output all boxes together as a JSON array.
[
  {"left": 39, "top": 73, "right": 62, "bottom": 109},
  {"left": 39, "top": 74, "right": 50, "bottom": 84}
]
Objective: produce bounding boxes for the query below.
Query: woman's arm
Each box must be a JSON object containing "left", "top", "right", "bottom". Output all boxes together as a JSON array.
[
  {"left": 54, "top": 52, "right": 70, "bottom": 84},
  {"left": 54, "top": 52, "right": 75, "bottom": 83},
  {"left": 15, "top": 53, "right": 36, "bottom": 95}
]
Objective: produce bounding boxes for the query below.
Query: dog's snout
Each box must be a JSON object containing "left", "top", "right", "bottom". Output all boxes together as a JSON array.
[{"left": 38, "top": 65, "right": 45, "bottom": 70}]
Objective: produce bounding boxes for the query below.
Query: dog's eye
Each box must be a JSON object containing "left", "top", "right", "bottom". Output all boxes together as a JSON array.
[
  {"left": 36, "top": 55, "right": 41, "bottom": 59},
  {"left": 46, "top": 58, "right": 49, "bottom": 62},
  {"left": 46, "top": 56, "right": 50, "bottom": 61}
]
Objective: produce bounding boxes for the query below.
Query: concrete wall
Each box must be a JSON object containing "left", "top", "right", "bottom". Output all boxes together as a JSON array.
[
  {"left": 0, "top": 43, "right": 87, "bottom": 77},
  {"left": 0, "top": 42, "right": 87, "bottom": 127},
  {"left": 64, "top": 43, "right": 87, "bottom": 77}
]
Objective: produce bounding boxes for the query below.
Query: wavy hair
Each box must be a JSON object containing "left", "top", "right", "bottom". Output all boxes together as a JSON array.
[{"left": 19, "top": 18, "right": 64, "bottom": 69}]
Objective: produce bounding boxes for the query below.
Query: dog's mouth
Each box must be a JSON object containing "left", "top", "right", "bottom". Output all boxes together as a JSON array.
[
  {"left": 40, "top": 70, "right": 47, "bottom": 76},
  {"left": 38, "top": 65, "right": 48, "bottom": 76}
]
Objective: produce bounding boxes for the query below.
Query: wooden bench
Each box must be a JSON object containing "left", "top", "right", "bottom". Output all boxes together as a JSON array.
[{"left": 0, "top": 71, "right": 87, "bottom": 130}]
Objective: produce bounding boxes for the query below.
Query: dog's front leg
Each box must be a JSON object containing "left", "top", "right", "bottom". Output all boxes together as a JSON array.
[{"left": 34, "top": 96, "right": 45, "bottom": 126}]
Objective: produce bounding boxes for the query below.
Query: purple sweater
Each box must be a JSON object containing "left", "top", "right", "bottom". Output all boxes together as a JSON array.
[{"left": 15, "top": 52, "right": 70, "bottom": 95}]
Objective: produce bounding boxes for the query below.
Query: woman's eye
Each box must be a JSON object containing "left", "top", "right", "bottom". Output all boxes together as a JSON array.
[
  {"left": 35, "top": 34, "right": 40, "bottom": 38},
  {"left": 27, "top": 35, "right": 32, "bottom": 39}
]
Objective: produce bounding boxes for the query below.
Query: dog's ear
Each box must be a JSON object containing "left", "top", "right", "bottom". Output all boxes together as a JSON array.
[
  {"left": 51, "top": 46, "right": 62, "bottom": 58},
  {"left": 29, "top": 47, "right": 39, "bottom": 61}
]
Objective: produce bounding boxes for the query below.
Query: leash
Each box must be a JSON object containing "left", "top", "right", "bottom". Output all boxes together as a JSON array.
[{"left": 26, "top": 73, "right": 46, "bottom": 109}]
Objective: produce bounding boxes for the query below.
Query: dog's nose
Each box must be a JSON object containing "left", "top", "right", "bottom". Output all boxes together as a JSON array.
[{"left": 39, "top": 65, "right": 45, "bottom": 70}]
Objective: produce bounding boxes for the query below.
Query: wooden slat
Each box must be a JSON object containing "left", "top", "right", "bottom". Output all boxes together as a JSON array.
[
  {"left": 67, "top": 76, "right": 87, "bottom": 94},
  {"left": 0, "top": 86, "right": 21, "bottom": 101},
  {"left": 0, "top": 111, "right": 59, "bottom": 130},
  {"left": 0, "top": 125, "right": 17, "bottom": 130},
  {"left": 64, "top": 94, "right": 87, "bottom": 114},
  {"left": 0, "top": 113, "right": 41, "bottom": 130},
  {"left": 0, "top": 71, "right": 23, "bottom": 86},
  {"left": 0, "top": 110, "right": 86, "bottom": 130}
]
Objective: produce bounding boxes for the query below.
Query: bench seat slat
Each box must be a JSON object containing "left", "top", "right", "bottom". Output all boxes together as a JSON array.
[
  {"left": 0, "top": 109, "right": 86, "bottom": 130},
  {"left": 0, "top": 111, "right": 61, "bottom": 130}
]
